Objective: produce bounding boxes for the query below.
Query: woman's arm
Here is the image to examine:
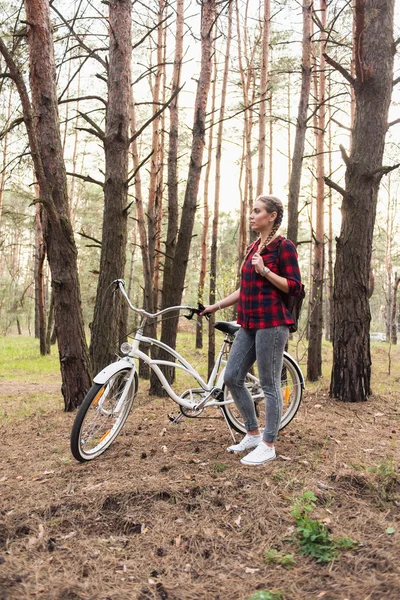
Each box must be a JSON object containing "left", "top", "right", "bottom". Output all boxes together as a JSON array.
[
  {"left": 200, "top": 289, "right": 240, "bottom": 315},
  {"left": 252, "top": 252, "right": 290, "bottom": 293}
]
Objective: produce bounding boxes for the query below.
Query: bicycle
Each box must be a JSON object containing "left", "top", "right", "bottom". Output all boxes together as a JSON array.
[{"left": 70, "top": 279, "right": 304, "bottom": 462}]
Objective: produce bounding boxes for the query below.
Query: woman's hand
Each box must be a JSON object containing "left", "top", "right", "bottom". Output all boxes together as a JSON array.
[
  {"left": 251, "top": 252, "right": 265, "bottom": 275},
  {"left": 199, "top": 304, "right": 218, "bottom": 317}
]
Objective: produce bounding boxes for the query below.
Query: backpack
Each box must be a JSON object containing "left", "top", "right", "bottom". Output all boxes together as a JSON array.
[
  {"left": 282, "top": 284, "right": 305, "bottom": 333},
  {"left": 278, "top": 240, "right": 305, "bottom": 333}
]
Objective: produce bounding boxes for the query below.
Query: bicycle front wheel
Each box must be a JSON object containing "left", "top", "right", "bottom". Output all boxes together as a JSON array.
[
  {"left": 221, "top": 354, "right": 303, "bottom": 434},
  {"left": 70, "top": 367, "right": 138, "bottom": 462}
]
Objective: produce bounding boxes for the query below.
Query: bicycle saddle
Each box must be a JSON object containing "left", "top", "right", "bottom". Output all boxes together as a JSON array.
[{"left": 214, "top": 321, "right": 240, "bottom": 336}]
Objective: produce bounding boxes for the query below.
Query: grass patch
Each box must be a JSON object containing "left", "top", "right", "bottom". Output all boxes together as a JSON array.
[{"left": 0, "top": 336, "right": 60, "bottom": 381}]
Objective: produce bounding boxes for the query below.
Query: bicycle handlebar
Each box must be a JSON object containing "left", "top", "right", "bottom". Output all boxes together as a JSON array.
[{"left": 112, "top": 279, "right": 210, "bottom": 320}]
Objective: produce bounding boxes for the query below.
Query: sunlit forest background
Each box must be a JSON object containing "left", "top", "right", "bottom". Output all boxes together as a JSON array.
[{"left": 1, "top": 0, "right": 399, "bottom": 382}]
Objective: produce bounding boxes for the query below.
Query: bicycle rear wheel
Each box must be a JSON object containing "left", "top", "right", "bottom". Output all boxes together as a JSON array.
[
  {"left": 70, "top": 367, "right": 138, "bottom": 462},
  {"left": 221, "top": 354, "right": 303, "bottom": 434}
]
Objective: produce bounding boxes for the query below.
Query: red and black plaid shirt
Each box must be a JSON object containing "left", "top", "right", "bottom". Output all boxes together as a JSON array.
[{"left": 237, "top": 236, "right": 302, "bottom": 329}]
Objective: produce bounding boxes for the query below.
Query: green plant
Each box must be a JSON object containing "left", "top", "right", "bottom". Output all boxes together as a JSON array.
[
  {"left": 290, "top": 491, "right": 357, "bottom": 564},
  {"left": 264, "top": 549, "right": 296, "bottom": 569},
  {"left": 213, "top": 462, "right": 229, "bottom": 474},
  {"left": 248, "top": 590, "right": 284, "bottom": 600},
  {"left": 367, "top": 457, "right": 398, "bottom": 478}
]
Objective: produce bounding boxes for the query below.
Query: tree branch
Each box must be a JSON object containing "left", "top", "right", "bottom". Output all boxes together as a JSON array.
[
  {"left": 77, "top": 110, "right": 105, "bottom": 140},
  {"left": 339, "top": 144, "right": 352, "bottom": 169},
  {"left": 323, "top": 52, "right": 355, "bottom": 86},
  {"left": 387, "top": 117, "right": 400, "bottom": 129},
  {"left": 331, "top": 117, "right": 352, "bottom": 132},
  {"left": 323, "top": 176, "right": 347, "bottom": 197},
  {"left": 126, "top": 149, "right": 154, "bottom": 185},
  {"left": 128, "top": 84, "right": 184, "bottom": 144},
  {"left": 50, "top": 4, "right": 107, "bottom": 70},
  {"left": 0, "top": 117, "right": 24, "bottom": 140},
  {"left": 78, "top": 230, "right": 102, "bottom": 246},
  {"left": 66, "top": 171, "right": 104, "bottom": 187},
  {"left": 58, "top": 95, "right": 107, "bottom": 107},
  {"left": 366, "top": 163, "right": 400, "bottom": 179}
]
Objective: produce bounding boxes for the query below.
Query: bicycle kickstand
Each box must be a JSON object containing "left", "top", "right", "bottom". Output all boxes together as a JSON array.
[
  {"left": 219, "top": 406, "right": 237, "bottom": 442},
  {"left": 168, "top": 413, "right": 185, "bottom": 425}
]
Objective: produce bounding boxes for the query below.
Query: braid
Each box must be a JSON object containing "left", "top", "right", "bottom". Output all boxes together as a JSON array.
[{"left": 256, "top": 195, "right": 284, "bottom": 253}]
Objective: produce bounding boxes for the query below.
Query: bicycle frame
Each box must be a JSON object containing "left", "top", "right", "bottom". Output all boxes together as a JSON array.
[
  {"left": 123, "top": 330, "right": 231, "bottom": 410},
  {"left": 101, "top": 280, "right": 234, "bottom": 412}
]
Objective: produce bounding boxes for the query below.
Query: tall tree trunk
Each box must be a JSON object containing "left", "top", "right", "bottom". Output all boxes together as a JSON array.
[
  {"left": 236, "top": 0, "right": 257, "bottom": 268},
  {"left": 384, "top": 175, "right": 394, "bottom": 342},
  {"left": 129, "top": 90, "right": 154, "bottom": 380},
  {"left": 208, "top": 1, "right": 233, "bottom": 378},
  {"left": 287, "top": 0, "right": 312, "bottom": 244},
  {"left": 307, "top": 0, "right": 326, "bottom": 382},
  {"left": 196, "top": 47, "right": 216, "bottom": 349},
  {"left": 256, "top": 0, "right": 270, "bottom": 197},
  {"left": 269, "top": 83, "right": 274, "bottom": 194},
  {"left": 0, "top": 86, "right": 12, "bottom": 223},
  {"left": 391, "top": 274, "right": 400, "bottom": 345},
  {"left": 147, "top": 0, "right": 165, "bottom": 307},
  {"left": 327, "top": 0, "right": 395, "bottom": 401},
  {"left": 2, "top": 1, "right": 92, "bottom": 410},
  {"left": 90, "top": 0, "right": 132, "bottom": 374},
  {"left": 325, "top": 72, "right": 334, "bottom": 341},
  {"left": 152, "top": 0, "right": 216, "bottom": 395},
  {"left": 34, "top": 183, "right": 47, "bottom": 354},
  {"left": 163, "top": 0, "right": 184, "bottom": 311},
  {"left": 146, "top": 2, "right": 166, "bottom": 391}
]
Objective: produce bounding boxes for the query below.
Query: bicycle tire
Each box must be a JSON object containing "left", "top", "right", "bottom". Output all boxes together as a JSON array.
[
  {"left": 221, "top": 354, "right": 303, "bottom": 434},
  {"left": 70, "top": 367, "right": 138, "bottom": 462}
]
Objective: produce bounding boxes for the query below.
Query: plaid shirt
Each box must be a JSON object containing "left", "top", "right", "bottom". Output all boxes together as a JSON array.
[{"left": 237, "top": 236, "right": 302, "bottom": 329}]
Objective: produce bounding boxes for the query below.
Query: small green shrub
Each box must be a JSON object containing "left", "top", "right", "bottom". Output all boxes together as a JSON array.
[
  {"left": 290, "top": 491, "right": 357, "bottom": 564},
  {"left": 264, "top": 549, "right": 296, "bottom": 569},
  {"left": 248, "top": 590, "right": 284, "bottom": 600},
  {"left": 213, "top": 462, "right": 229, "bottom": 473}
]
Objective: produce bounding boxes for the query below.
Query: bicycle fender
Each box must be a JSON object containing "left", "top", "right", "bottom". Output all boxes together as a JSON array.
[{"left": 93, "top": 359, "right": 135, "bottom": 384}]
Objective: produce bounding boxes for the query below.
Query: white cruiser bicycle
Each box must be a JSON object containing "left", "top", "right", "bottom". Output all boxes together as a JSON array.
[{"left": 70, "top": 279, "right": 304, "bottom": 462}]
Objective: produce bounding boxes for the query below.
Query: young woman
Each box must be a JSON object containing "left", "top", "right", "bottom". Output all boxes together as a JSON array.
[{"left": 201, "top": 195, "right": 302, "bottom": 466}]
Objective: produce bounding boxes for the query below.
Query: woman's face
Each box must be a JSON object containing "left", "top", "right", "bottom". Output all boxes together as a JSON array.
[{"left": 250, "top": 200, "right": 277, "bottom": 233}]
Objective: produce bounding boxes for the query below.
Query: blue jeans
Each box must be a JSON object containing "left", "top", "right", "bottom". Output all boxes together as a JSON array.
[{"left": 224, "top": 326, "right": 289, "bottom": 443}]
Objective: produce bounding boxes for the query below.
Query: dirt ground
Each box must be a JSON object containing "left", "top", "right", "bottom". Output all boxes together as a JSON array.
[{"left": 1, "top": 374, "right": 399, "bottom": 600}]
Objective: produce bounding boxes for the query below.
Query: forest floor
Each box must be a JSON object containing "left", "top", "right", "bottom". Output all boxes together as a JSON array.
[{"left": 0, "top": 339, "right": 400, "bottom": 600}]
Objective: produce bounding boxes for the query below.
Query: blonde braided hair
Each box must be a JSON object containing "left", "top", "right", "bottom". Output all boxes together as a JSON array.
[
  {"left": 256, "top": 195, "right": 284, "bottom": 253},
  {"left": 241, "top": 195, "right": 284, "bottom": 270}
]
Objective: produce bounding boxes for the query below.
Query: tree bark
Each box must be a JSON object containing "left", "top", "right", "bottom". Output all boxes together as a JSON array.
[
  {"left": 208, "top": 1, "right": 232, "bottom": 378},
  {"left": 287, "top": 0, "right": 312, "bottom": 245},
  {"left": 325, "top": 73, "right": 334, "bottom": 342},
  {"left": 390, "top": 274, "right": 400, "bottom": 345},
  {"left": 34, "top": 184, "right": 47, "bottom": 354},
  {"left": 307, "top": 0, "right": 326, "bottom": 382},
  {"left": 256, "top": 0, "right": 270, "bottom": 197},
  {"left": 152, "top": 0, "right": 216, "bottom": 394},
  {"left": 196, "top": 46, "right": 216, "bottom": 350},
  {"left": 89, "top": 0, "right": 132, "bottom": 374},
  {"left": 329, "top": 0, "right": 395, "bottom": 401},
  {"left": 5, "top": 0, "right": 92, "bottom": 410},
  {"left": 236, "top": 0, "right": 257, "bottom": 270}
]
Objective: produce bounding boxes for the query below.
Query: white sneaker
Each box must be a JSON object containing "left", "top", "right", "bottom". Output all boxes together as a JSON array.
[
  {"left": 227, "top": 433, "right": 262, "bottom": 453},
  {"left": 240, "top": 443, "right": 276, "bottom": 466}
]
